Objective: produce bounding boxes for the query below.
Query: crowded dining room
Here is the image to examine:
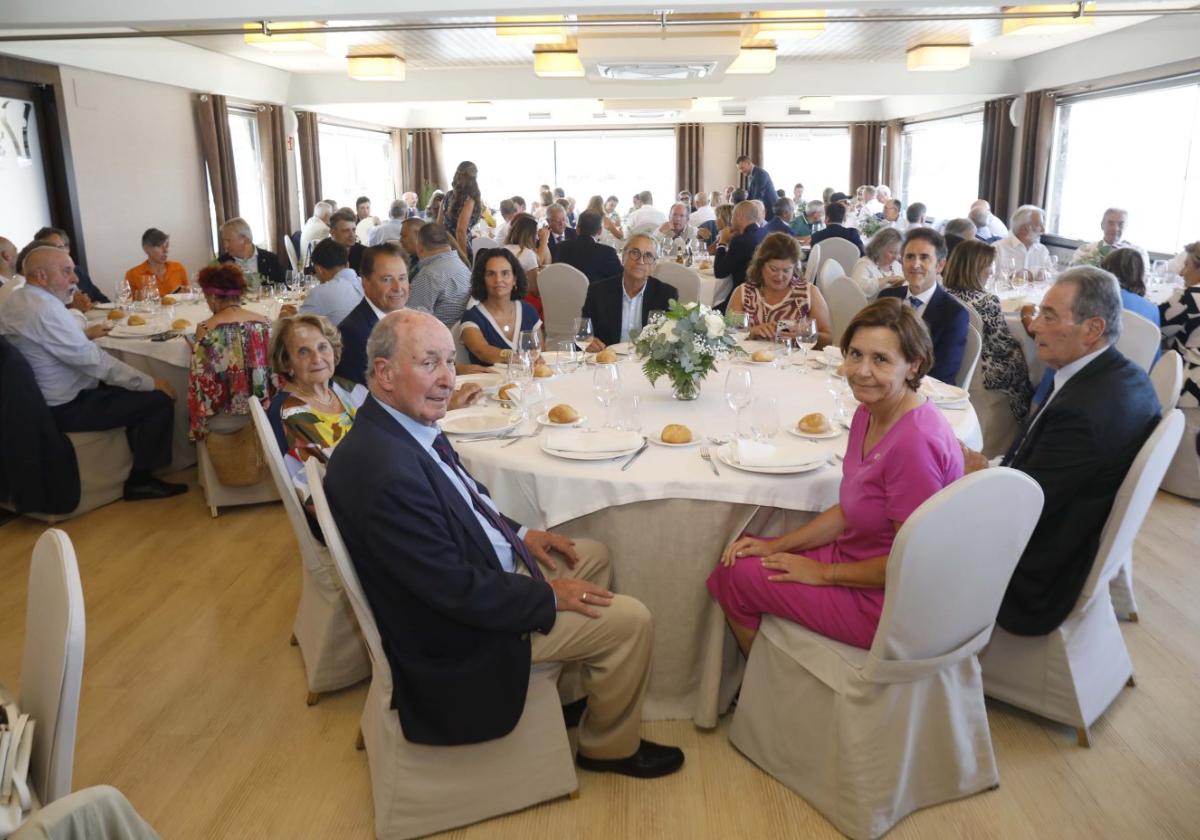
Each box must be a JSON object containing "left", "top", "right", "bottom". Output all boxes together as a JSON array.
[{"left": 1, "top": 0, "right": 1199, "bottom": 837}]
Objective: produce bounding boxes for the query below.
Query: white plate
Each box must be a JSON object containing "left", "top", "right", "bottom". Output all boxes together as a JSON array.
[
  {"left": 439, "top": 409, "right": 518, "bottom": 436},
  {"left": 537, "top": 412, "right": 587, "bottom": 427},
  {"left": 606, "top": 342, "right": 634, "bottom": 356},
  {"left": 715, "top": 442, "right": 830, "bottom": 475},
  {"left": 541, "top": 440, "right": 643, "bottom": 461},
  {"left": 107, "top": 322, "right": 164, "bottom": 337},
  {"left": 788, "top": 425, "right": 842, "bottom": 440},
  {"left": 92, "top": 302, "right": 117, "bottom": 310},
  {"left": 648, "top": 428, "right": 702, "bottom": 447},
  {"left": 921, "top": 380, "right": 970, "bottom": 405},
  {"left": 457, "top": 372, "right": 504, "bottom": 394}
]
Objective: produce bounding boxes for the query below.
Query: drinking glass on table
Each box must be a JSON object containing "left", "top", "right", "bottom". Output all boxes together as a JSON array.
[
  {"left": 794, "top": 316, "right": 818, "bottom": 372},
  {"left": 592, "top": 363, "right": 621, "bottom": 428},
  {"left": 144, "top": 285, "right": 161, "bottom": 313},
  {"left": 750, "top": 395, "right": 780, "bottom": 442},
  {"left": 730, "top": 311, "right": 752, "bottom": 341},
  {"left": 506, "top": 352, "right": 533, "bottom": 388},
  {"left": 517, "top": 329, "right": 541, "bottom": 362},
  {"left": 520, "top": 380, "right": 546, "bottom": 422},
  {"left": 774, "top": 319, "right": 795, "bottom": 368},
  {"left": 1011, "top": 269, "right": 1031, "bottom": 291},
  {"left": 116, "top": 278, "right": 133, "bottom": 309},
  {"left": 725, "top": 367, "right": 753, "bottom": 439},
  {"left": 573, "top": 317, "right": 594, "bottom": 352},
  {"left": 614, "top": 394, "right": 642, "bottom": 433},
  {"left": 555, "top": 339, "right": 581, "bottom": 374}
]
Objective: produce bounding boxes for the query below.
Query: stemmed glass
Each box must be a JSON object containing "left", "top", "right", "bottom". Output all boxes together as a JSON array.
[
  {"left": 116, "top": 278, "right": 133, "bottom": 310},
  {"left": 751, "top": 395, "right": 780, "bottom": 442},
  {"left": 794, "top": 317, "right": 818, "bottom": 372},
  {"left": 517, "top": 329, "right": 541, "bottom": 363},
  {"left": 555, "top": 339, "right": 580, "bottom": 374},
  {"left": 730, "top": 311, "right": 751, "bottom": 341},
  {"left": 573, "top": 317, "right": 594, "bottom": 352},
  {"left": 1011, "top": 269, "right": 1031, "bottom": 292},
  {"left": 520, "top": 380, "right": 546, "bottom": 423},
  {"left": 592, "top": 363, "right": 621, "bottom": 428},
  {"left": 725, "top": 368, "right": 753, "bottom": 439}
]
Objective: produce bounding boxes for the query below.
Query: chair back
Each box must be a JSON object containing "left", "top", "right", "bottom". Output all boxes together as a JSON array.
[
  {"left": 1150, "top": 350, "right": 1183, "bottom": 412},
  {"left": 305, "top": 459, "right": 386, "bottom": 677},
  {"left": 283, "top": 235, "right": 299, "bottom": 272},
  {"left": 19, "top": 529, "right": 86, "bottom": 805},
  {"left": 652, "top": 261, "right": 702, "bottom": 306},
  {"left": 822, "top": 273, "right": 867, "bottom": 346},
  {"left": 871, "top": 468, "right": 1043, "bottom": 663},
  {"left": 472, "top": 236, "right": 499, "bottom": 252},
  {"left": 1115, "top": 311, "right": 1160, "bottom": 371},
  {"left": 963, "top": 299, "right": 984, "bottom": 334},
  {"left": 450, "top": 320, "right": 471, "bottom": 366},
  {"left": 816, "top": 238, "right": 861, "bottom": 277},
  {"left": 803, "top": 242, "right": 823, "bottom": 285},
  {"left": 538, "top": 263, "right": 589, "bottom": 342},
  {"left": 816, "top": 257, "right": 845, "bottom": 295},
  {"left": 1081, "top": 410, "right": 1184, "bottom": 601},
  {"left": 956, "top": 324, "right": 983, "bottom": 390}
]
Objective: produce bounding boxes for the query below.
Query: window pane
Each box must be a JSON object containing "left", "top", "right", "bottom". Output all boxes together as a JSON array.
[
  {"left": 899, "top": 115, "right": 983, "bottom": 224},
  {"left": 0, "top": 96, "right": 53, "bottom": 244},
  {"left": 762, "top": 128, "right": 852, "bottom": 204},
  {"left": 317, "top": 123, "right": 395, "bottom": 212},
  {"left": 440, "top": 132, "right": 557, "bottom": 207},
  {"left": 227, "top": 110, "right": 270, "bottom": 247},
  {"left": 1048, "top": 82, "right": 1200, "bottom": 255}
]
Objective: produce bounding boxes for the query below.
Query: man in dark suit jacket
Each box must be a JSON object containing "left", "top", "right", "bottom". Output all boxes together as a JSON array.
[
  {"left": 334, "top": 243, "right": 409, "bottom": 385},
  {"left": 545, "top": 204, "right": 577, "bottom": 260},
  {"left": 714, "top": 201, "right": 765, "bottom": 294},
  {"left": 737, "top": 154, "right": 778, "bottom": 220},
  {"left": 328, "top": 208, "right": 367, "bottom": 274},
  {"left": 552, "top": 210, "right": 621, "bottom": 283},
  {"left": 324, "top": 309, "right": 683, "bottom": 777},
  {"left": 878, "top": 227, "right": 968, "bottom": 384},
  {"left": 217, "top": 217, "right": 286, "bottom": 286},
  {"left": 809, "top": 201, "right": 865, "bottom": 256},
  {"left": 581, "top": 234, "right": 679, "bottom": 347},
  {"left": 963, "top": 267, "right": 1160, "bottom": 635}
]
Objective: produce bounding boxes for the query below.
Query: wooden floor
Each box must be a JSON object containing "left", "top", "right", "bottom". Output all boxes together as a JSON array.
[{"left": 1, "top": 469, "right": 1199, "bottom": 839}]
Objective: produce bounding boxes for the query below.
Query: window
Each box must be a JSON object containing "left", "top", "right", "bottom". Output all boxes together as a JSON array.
[
  {"left": 762, "top": 128, "right": 852, "bottom": 205},
  {"left": 227, "top": 108, "right": 270, "bottom": 247},
  {"left": 898, "top": 114, "right": 983, "bottom": 224},
  {"left": 318, "top": 122, "right": 396, "bottom": 211},
  {"left": 1047, "top": 78, "right": 1200, "bottom": 256},
  {"left": 440, "top": 129, "right": 675, "bottom": 213}
]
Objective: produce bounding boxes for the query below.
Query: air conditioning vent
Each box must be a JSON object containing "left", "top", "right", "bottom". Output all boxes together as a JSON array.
[
  {"left": 596, "top": 62, "right": 717, "bottom": 81},
  {"left": 720, "top": 104, "right": 747, "bottom": 117},
  {"left": 592, "top": 113, "right": 608, "bottom": 119},
  {"left": 465, "top": 115, "right": 488, "bottom": 121},
  {"left": 786, "top": 107, "right": 811, "bottom": 116},
  {"left": 528, "top": 112, "right": 551, "bottom": 120}
]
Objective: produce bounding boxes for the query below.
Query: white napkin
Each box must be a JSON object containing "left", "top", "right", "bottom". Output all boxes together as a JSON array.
[
  {"left": 546, "top": 430, "right": 642, "bottom": 453},
  {"left": 823, "top": 345, "right": 844, "bottom": 364},
  {"left": 735, "top": 439, "right": 828, "bottom": 468},
  {"left": 920, "top": 378, "right": 968, "bottom": 402}
]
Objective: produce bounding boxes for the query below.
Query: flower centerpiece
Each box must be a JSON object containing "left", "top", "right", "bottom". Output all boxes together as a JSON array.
[{"left": 631, "top": 300, "right": 739, "bottom": 400}]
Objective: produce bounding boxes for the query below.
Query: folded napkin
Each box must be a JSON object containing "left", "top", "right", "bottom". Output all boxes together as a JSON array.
[
  {"left": 1000, "top": 296, "right": 1029, "bottom": 313},
  {"left": 920, "top": 378, "right": 968, "bottom": 402},
  {"left": 735, "top": 439, "right": 828, "bottom": 468},
  {"left": 546, "top": 430, "right": 642, "bottom": 453}
]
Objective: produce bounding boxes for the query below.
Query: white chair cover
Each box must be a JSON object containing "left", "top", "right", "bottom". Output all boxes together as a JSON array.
[
  {"left": 1160, "top": 406, "right": 1200, "bottom": 500},
  {"left": 816, "top": 256, "right": 845, "bottom": 294},
  {"left": 814, "top": 238, "right": 861, "bottom": 280},
  {"left": 1150, "top": 350, "right": 1183, "bottom": 412},
  {"left": 247, "top": 400, "right": 369, "bottom": 697},
  {"left": 195, "top": 414, "right": 280, "bottom": 518},
  {"left": 981, "top": 410, "right": 1184, "bottom": 744},
  {"left": 538, "top": 263, "right": 589, "bottom": 344},
  {"left": 283, "top": 236, "right": 300, "bottom": 272},
  {"left": 652, "top": 261, "right": 702, "bottom": 306},
  {"left": 10, "top": 786, "right": 159, "bottom": 840},
  {"left": 5, "top": 431, "right": 132, "bottom": 524},
  {"left": 959, "top": 301, "right": 1020, "bottom": 456},
  {"left": 956, "top": 324, "right": 983, "bottom": 390},
  {"left": 822, "top": 273, "right": 867, "bottom": 346},
  {"left": 471, "top": 236, "right": 499, "bottom": 251},
  {"left": 19, "top": 530, "right": 85, "bottom": 811},
  {"left": 1115, "top": 311, "right": 1160, "bottom": 371},
  {"left": 730, "top": 468, "right": 1044, "bottom": 840},
  {"left": 449, "top": 321, "right": 470, "bottom": 367},
  {"left": 304, "top": 459, "right": 577, "bottom": 839},
  {"left": 803, "top": 242, "right": 823, "bottom": 285}
]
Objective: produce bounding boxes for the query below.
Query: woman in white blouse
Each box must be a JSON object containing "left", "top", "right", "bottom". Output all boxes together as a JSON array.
[{"left": 849, "top": 227, "right": 904, "bottom": 298}]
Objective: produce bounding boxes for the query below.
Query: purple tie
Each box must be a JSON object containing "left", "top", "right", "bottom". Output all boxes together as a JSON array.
[{"left": 432, "top": 433, "right": 544, "bottom": 581}]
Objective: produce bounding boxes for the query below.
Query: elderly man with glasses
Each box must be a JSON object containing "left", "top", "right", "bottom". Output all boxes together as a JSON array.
[{"left": 580, "top": 233, "right": 679, "bottom": 349}]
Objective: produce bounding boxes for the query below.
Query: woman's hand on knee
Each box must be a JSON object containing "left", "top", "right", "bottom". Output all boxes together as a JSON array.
[{"left": 721, "top": 535, "right": 771, "bottom": 568}]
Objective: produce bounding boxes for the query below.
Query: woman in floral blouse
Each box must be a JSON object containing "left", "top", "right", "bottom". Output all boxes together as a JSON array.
[{"left": 187, "top": 263, "right": 274, "bottom": 440}]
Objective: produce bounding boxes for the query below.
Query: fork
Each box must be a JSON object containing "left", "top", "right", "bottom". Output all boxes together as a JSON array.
[
  {"left": 700, "top": 445, "right": 720, "bottom": 476},
  {"left": 501, "top": 423, "right": 544, "bottom": 448}
]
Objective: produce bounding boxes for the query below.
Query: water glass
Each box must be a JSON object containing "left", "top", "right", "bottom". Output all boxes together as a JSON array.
[
  {"left": 613, "top": 394, "right": 642, "bottom": 433},
  {"left": 506, "top": 353, "right": 533, "bottom": 385},
  {"left": 724, "top": 368, "right": 753, "bottom": 439},
  {"left": 518, "top": 329, "right": 541, "bottom": 359},
  {"left": 116, "top": 279, "right": 133, "bottom": 309},
  {"left": 555, "top": 339, "right": 580, "bottom": 374},
  {"left": 774, "top": 319, "right": 795, "bottom": 368},
  {"left": 794, "top": 317, "right": 818, "bottom": 371},
  {"left": 592, "top": 364, "right": 621, "bottom": 428},
  {"left": 1011, "top": 269, "right": 1031, "bottom": 291},
  {"left": 573, "top": 316, "right": 594, "bottom": 351},
  {"left": 750, "top": 396, "right": 780, "bottom": 442},
  {"left": 520, "top": 380, "right": 546, "bottom": 422},
  {"left": 144, "top": 285, "right": 161, "bottom": 313},
  {"left": 730, "top": 311, "right": 752, "bottom": 342}
]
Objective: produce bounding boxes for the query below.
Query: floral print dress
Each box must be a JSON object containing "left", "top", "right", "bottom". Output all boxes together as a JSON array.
[
  {"left": 946, "top": 287, "right": 1033, "bottom": 420},
  {"left": 187, "top": 320, "right": 276, "bottom": 440},
  {"left": 280, "top": 377, "right": 368, "bottom": 505}
]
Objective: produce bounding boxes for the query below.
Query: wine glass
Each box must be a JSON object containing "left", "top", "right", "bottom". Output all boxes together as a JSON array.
[
  {"left": 517, "top": 329, "right": 541, "bottom": 361},
  {"left": 750, "top": 396, "right": 780, "bottom": 442},
  {"left": 506, "top": 352, "right": 533, "bottom": 389},
  {"left": 774, "top": 319, "right": 794, "bottom": 368},
  {"left": 116, "top": 278, "right": 133, "bottom": 310},
  {"left": 614, "top": 394, "right": 642, "bottom": 433},
  {"left": 573, "top": 317, "right": 594, "bottom": 352},
  {"left": 794, "top": 317, "right": 818, "bottom": 372},
  {"left": 592, "top": 364, "right": 621, "bottom": 428},
  {"left": 555, "top": 339, "right": 580, "bottom": 374},
  {"left": 144, "top": 284, "right": 161, "bottom": 313},
  {"left": 1011, "top": 269, "right": 1031, "bottom": 292},
  {"left": 520, "top": 380, "right": 546, "bottom": 423},
  {"left": 730, "top": 311, "right": 752, "bottom": 343},
  {"left": 724, "top": 368, "right": 753, "bottom": 439},
  {"left": 1152, "top": 259, "right": 1169, "bottom": 286}
]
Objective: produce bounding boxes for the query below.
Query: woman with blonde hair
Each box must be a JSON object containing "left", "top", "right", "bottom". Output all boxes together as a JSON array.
[{"left": 728, "top": 231, "right": 833, "bottom": 344}]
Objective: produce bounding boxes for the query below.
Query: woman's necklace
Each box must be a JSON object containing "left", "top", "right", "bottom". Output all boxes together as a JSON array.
[
  {"left": 486, "top": 300, "right": 515, "bottom": 334},
  {"left": 294, "top": 385, "right": 341, "bottom": 412}
]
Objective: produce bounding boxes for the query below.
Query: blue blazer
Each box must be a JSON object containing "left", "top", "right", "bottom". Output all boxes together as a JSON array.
[
  {"left": 764, "top": 217, "right": 794, "bottom": 237},
  {"left": 546, "top": 227, "right": 577, "bottom": 260},
  {"left": 746, "top": 166, "right": 778, "bottom": 219},
  {"left": 333, "top": 297, "right": 378, "bottom": 386},
  {"left": 325, "top": 397, "right": 556, "bottom": 745},
  {"left": 552, "top": 235, "right": 622, "bottom": 283},
  {"left": 714, "top": 226, "right": 764, "bottom": 291},
  {"left": 878, "top": 284, "right": 969, "bottom": 384}
]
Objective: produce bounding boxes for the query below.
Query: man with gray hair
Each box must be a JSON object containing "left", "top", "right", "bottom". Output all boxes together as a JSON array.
[
  {"left": 657, "top": 202, "right": 697, "bottom": 242},
  {"left": 1069, "top": 207, "right": 1149, "bottom": 270},
  {"left": 962, "top": 266, "right": 1160, "bottom": 635},
  {"left": 367, "top": 199, "right": 410, "bottom": 247},
  {"left": 301, "top": 200, "right": 335, "bottom": 260},
  {"left": 994, "top": 205, "right": 1051, "bottom": 279},
  {"left": 689, "top": 191, "right": 715, "bottom": 228},
  {"left": 323, "top": 309, "right": 684, "bottom": 778},
  {"left": 791, "top": 199, "right": 825, "bottom": 240},
  {"left": 969, "top": 199, "right": 1009, "bottom": 243},
  {"left": 218, "top": 217, "right": 286, "bottom": 287}
]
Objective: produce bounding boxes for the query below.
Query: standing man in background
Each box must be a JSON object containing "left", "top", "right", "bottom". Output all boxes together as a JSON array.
[{"left": 736, "top": 155, "right": 778, "bottom": 221}]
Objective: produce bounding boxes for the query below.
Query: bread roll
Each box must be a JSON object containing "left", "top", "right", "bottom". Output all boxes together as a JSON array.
[
  {"left": 107, "top": 309, "right": 125, "bottom": 321},
  {"left": 751, "top": 349, "right": 775, "bottom": 363},
  {"left": 798, "top": 413, "right": 832, "bottom": 435},
  {"left": 533, "top": 363, "right": 554, "bottom": 378},
  {"left": 161, "top": 295, "right": 177, "bottom": 305},
  {"left": 171, "top": 318, "right": 190, "bottom": 330},
  {"left": 498, "top": 383, "right": 520, "bottom": 402},
  {"left": 661, "top": 424, "right": 692, "bottom": 444},
  {"left": 699, "top": 260, "right": 713, "bottom": 271},
  {"left": 548, "top": 404, "right": 580, "bottom": 424},
  {"left": 595, "top": 349, "right": 617, "bottom": 364},
  {"left": 127, "top": 314, "right": 147, "bottom": 326}
]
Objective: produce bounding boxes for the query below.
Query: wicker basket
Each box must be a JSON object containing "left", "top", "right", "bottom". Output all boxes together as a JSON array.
[{"left": 204, "top": 422, "right": 267, "bottom": 487}]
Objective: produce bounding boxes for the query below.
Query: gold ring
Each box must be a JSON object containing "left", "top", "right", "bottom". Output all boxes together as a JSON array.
[{"left": 581, "top": 593, "right": 587, "bottom": 602}]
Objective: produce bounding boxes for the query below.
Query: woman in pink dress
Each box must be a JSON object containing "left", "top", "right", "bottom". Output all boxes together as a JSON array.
[{"left": 707, "top": 298, "right": 964, "bottom": 652}]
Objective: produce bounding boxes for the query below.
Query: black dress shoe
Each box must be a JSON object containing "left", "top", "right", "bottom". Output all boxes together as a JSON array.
[
  {"left": 576, "top": 739, "right": 684, "bottom": 779},
  {"left": 123, "top": 477, "right": 188, "bottom": 501},
  {"left": 562, "top": 698, "right": 588, "bottom": 728}
]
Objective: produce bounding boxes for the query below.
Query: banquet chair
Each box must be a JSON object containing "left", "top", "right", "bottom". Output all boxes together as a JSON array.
[
  {"left": 814, "top": 238, "right": 861, "bottom": 284},
  {"left": 283, "top": 235, "right": 300, "bottom": 272},
  {"left": 195, "top": 414, "right": 280, "bottom": 518},
  {"left": 652, "top": 261, "right": 702, "bottom": 306},
  {"left": 956, "top": 324, "right": 983, "bottom": 391},
  {"left": 10, "top": 786, "right": 159, "bottom": 840},
  {"left": 1149, "top": 350, "right": 1183, "bottom": 412},
  {"left": 248, "top": 400, "right": 369, "bottom": 705},
  {"left": 980, "top": 410, "right": 1184, "bottom": 747},
  {"left": 1146, "top": 350, "right": 1198, "bottom": 499},
  {"left": 822, "top": 273, "right": 866, "bottom": 346},
  {"left": 1114, "top": 310, "right": 1160, "bottom": 371},
  {"left": 304, "top": 459, "right": 577, "bottom": 840},
  {"left": 729, "top": 468, "right": 1044, "bottom": 840},
  {"left": 450, "top": 321, "right": 471, "bottom": 367},
  {"left": 472, "top": 236, "right": 499, "bottom": 251},
  {"left": 538, "top": 263, "right": 589, "bottom": 343},
  {"left": 803, "top": 242, "right": 823, "bottom": 285}
]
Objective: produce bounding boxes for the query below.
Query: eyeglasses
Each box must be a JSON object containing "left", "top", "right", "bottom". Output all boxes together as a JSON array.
[{"left": 623, "top": 249, "right": 656, "bottom": 265}]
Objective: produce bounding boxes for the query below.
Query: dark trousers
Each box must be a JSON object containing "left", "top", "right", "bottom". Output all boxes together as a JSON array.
[{"left": 50, "top": 385, "right": 174, "bottom": 473}]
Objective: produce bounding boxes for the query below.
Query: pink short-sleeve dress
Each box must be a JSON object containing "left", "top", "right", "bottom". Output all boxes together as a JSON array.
[{"left": 706, "top": 399, "right": 964, "bottom": 649}]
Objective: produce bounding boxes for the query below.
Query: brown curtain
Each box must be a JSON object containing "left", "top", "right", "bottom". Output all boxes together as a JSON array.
[
  {"left": 194, "top": 93, "right": 238, "bottom": 227},
  {"left": 410, "top": 129, "right": 446, "bottom": 200},
  {"left": 255, "top": 104, "right": 293, "bottom": 258},
  {"left": 675, "top": 123, "right": 704, "bottom": 197},
  {"left": 391, "top": 128, "right": 408, "bottom": 201},
  {"left": 881, "top": 121, "right": 903, "bottom": 190},
  {"left": 295, "top": 110, "right": 322, "bottom": 213},
  {"left": 978, "top": 97, "right": 1017, "bottom": 224},
  {"left": 734, "top": 122, "right": 764, "bottom": 188},
  {"left": 1016, "top": 90, "right": 1056, "bottom": 209},
  {"left": 848, "top": 122, "right": 884, "bottom": 190}
]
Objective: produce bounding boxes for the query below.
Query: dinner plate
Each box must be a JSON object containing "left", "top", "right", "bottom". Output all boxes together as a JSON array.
[
  {"left": 921, "top": 380, "right": 970, "bottom": 406},
  {"left": 787, "top": 425, "right": 842, "bottom": 440},
  {"left": 456, "top": 372, "right": 504, "bottom": 394},
  {"left": 540, "top": 441, "right": 643, "bottom": 461},
  {"left": 537, "top": 412, "right": 587, "bottom": 427},
  {"left": 648, "top": 429, "right": 702, "bottom": 447},
  {"left": 606, "top": 342, "right": 634, "bottom": 356},
  {"left": 107, "top": 322, "right": 164, "bottom": 337},
  {"left": 439, "top": 409, "right": 519, "bottom": 436},
  {"left": 715, "top": 442, "right": 830, "bottom": 475},
  {"left": 92, "top": 302, "right": 117, "bottom": 310}
]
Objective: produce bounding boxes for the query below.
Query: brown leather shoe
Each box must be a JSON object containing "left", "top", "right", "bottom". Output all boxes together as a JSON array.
[{"left": 576, "top": 739, "right": 684, "bottom": 779}]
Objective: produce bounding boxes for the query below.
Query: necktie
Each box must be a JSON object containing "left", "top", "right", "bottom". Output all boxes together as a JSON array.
[
  {"left": 431, "top": 434, "right": 544, "bottom": 580},
  {"left": 909, "top": 296, "right": 923, "bottom": 310},
  {"left": 1001, "top": 380, "right": 1056, "bottom": 466}
]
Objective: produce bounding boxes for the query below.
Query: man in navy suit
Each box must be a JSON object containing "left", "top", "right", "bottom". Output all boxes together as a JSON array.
[
  {"left": 736, "top": 154, "right": 778, "bottom": 220},
  {"left": 713, "top": 201, "right": 765, "bottom": 293},
  {"left": 878, "top": 228, "right": 968, "bottom": 383},
  {"left": 581, "top": 234, "right": 679, "bottom": 347},
  {"left": 962, "top": 267, "right": 1159, "bottom": 635},
  {"left": 324, "top": 309, "right": 684, "bottom": 777},
  {"left": 552, "top": 210, "right": 621, "bottom": 283},
  {"left": 545, "top": 204, "right": 577, "bottom": 260},
  {"left": 764, "top": 198, "right": 796, "bottom": 236},
  {"left": 809, "top": 202, "right": 865, "bottom": 256}
]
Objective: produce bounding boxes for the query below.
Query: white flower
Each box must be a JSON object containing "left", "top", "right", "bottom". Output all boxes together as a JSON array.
[
  {"left": 703, "top": 313, "right": 725, "bottom": 337},
  {"left": 662, "top": 318, "right": 681, "bottom": 343},
  {"left": 685, "top": 301, "right": 699, "bottom": 310}
]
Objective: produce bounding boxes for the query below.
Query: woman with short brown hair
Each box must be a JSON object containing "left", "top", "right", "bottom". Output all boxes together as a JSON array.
[{"left": 728, "top": 232, "right": 833, "bottom": 345}]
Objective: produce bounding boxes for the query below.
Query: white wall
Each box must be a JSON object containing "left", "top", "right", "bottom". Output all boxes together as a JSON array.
[{"left": 60, "top": 66, "right": 212, "bottom": 295}]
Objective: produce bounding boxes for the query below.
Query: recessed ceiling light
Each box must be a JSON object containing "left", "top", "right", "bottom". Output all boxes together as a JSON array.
[
  {"left": 496, "top": 15, "right": 568, "bottom": 45},
  {"left": 906, "top": 44, "right": 971, "bottom": 72},
  {"left": 752, "top": 9, "right": 826, "bottom": 38},
  {"left": 727, "top": 45, "right": 777, "bottom": 75},
  {"left": 533, "top": 49, "right": 584, "bottom": 78},
  {"left": 347, "top": 55, "right": 405, "bottom": 81}
]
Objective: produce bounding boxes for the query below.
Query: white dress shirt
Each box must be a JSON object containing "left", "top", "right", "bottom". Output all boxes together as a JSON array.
[
  {"left": 0, "top": 284, "right": 153, "bottom": 406},
  {"left": 367, "top": 218, "right": 405, "bottom": 246},
  {"left": 689, "top": 206, "right": 716, "bottom": 227},
  {"left": 0, "top": 274, "right": 25, "bottom": 312},
  {"left": 995, "top": 235, "right": 1051, "bottom": 274},
  {"left": 620, "top": 281, "right": 648, "bottom": 344},
  {"left": 625, "top": 205, "right": 667, "bottom": 235},
  {"left": 300, "top": 218, "right": 330, "bottom": 260}
]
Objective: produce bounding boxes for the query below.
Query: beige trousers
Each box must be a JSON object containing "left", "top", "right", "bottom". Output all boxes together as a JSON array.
[{"left": 524, "top": 538, "right": 653, "bottom": 760}]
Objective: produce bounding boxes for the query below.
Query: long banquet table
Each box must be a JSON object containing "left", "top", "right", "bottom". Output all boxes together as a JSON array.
[{"left": 454, "top": 346, "right": 982, "bottom": 726}]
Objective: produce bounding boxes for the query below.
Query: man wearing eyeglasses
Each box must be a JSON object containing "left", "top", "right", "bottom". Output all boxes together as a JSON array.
[{"left": 580, "top": 234, "right": 679, "bottom": 349}]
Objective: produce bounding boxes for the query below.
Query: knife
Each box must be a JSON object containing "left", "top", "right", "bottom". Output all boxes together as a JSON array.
[{"left": 620, "top": 439, "right": 650, "bottom": 471}]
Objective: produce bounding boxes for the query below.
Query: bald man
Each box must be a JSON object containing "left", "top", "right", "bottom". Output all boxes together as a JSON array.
[
  {"left": 323, "top": 310, "right": 683, "bottom": 779},
  {"left": 0, "top": 236, "right": 24, "bottom": 310},
  {"left": 0, "top": 246, "right": 185, "bottom": 500}
]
